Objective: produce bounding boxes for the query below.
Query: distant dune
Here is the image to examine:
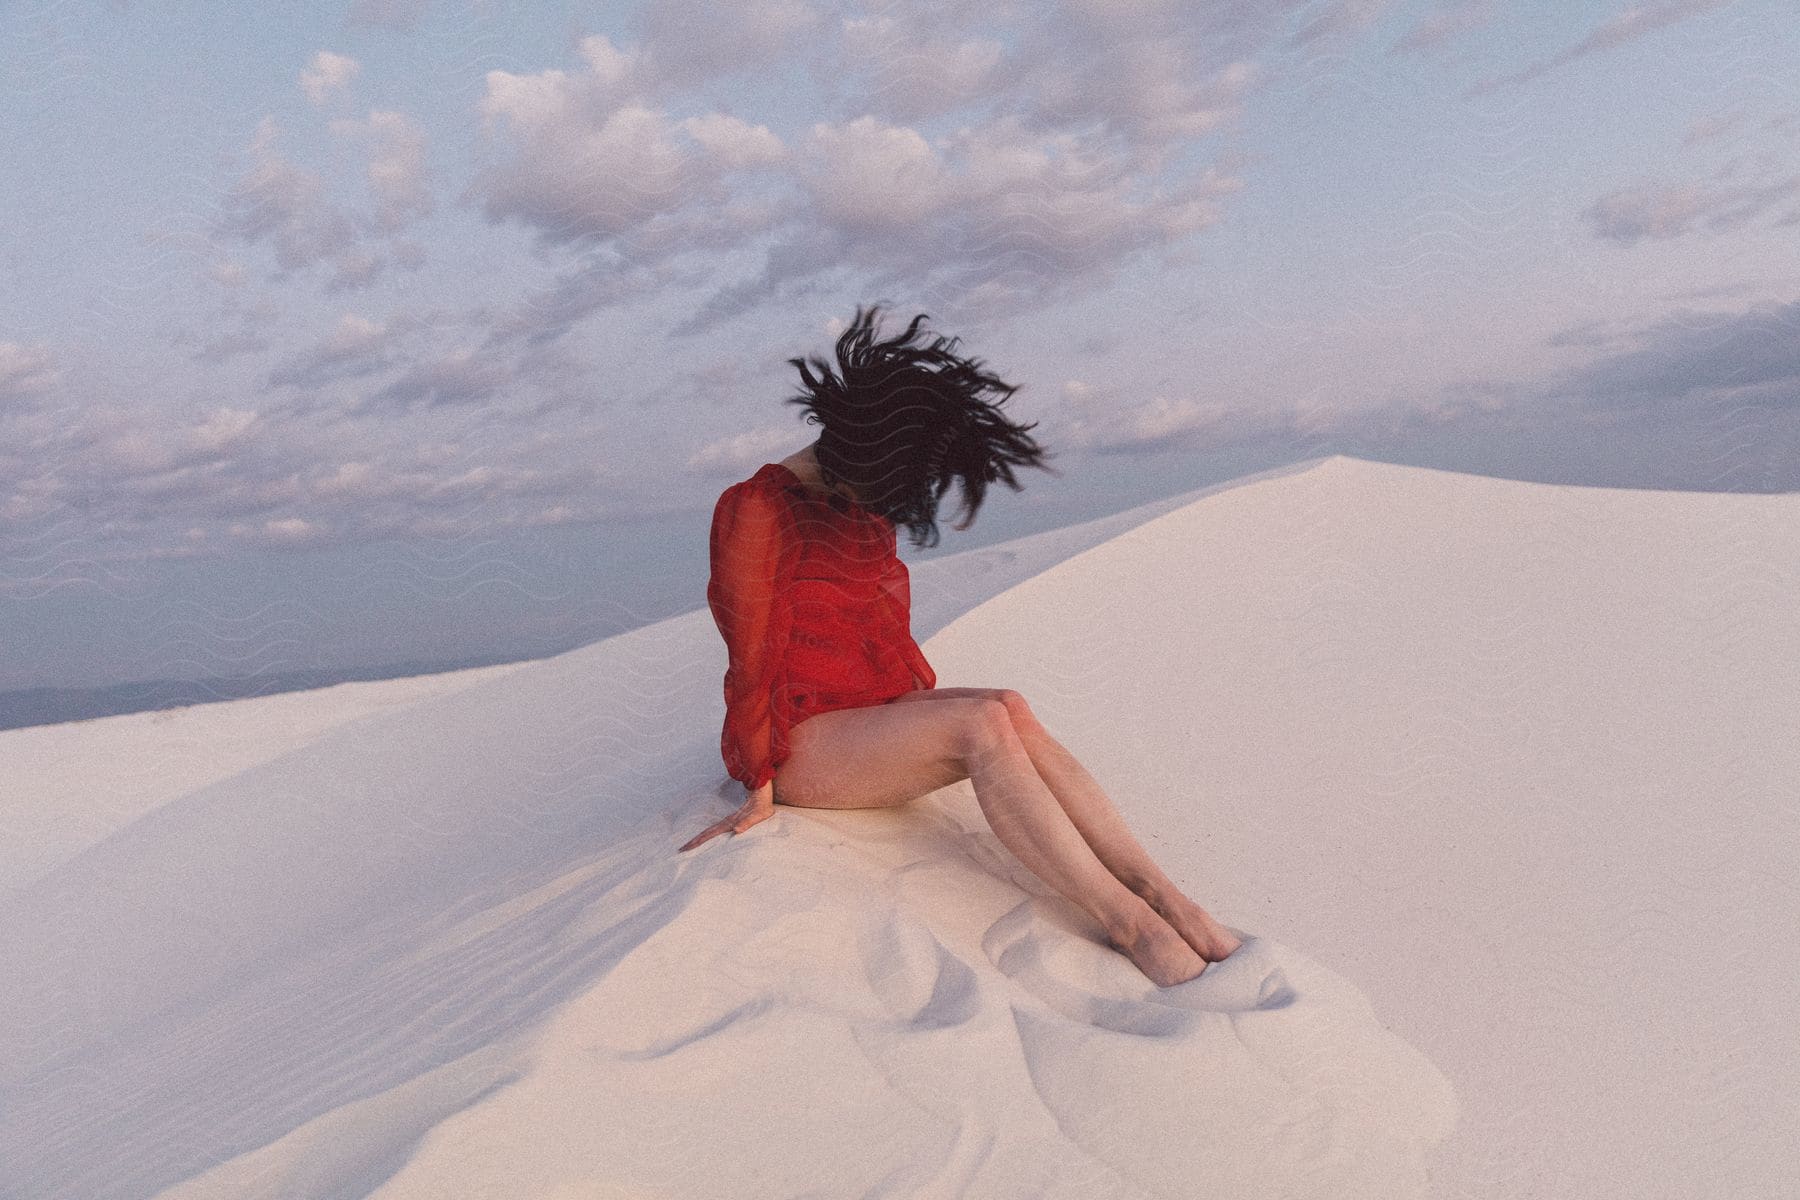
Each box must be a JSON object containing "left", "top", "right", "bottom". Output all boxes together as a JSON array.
[{"left": 2, "top": 454, "right": 1793, "bottom": 1199}]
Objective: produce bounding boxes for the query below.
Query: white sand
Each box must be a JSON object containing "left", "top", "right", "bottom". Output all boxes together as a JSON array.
[
  {"left": 1, "top": 454, "right": 1794, "bottom": 1199},
  {"left": 0, "top": 661, "right": 534, "bottom": 895}
]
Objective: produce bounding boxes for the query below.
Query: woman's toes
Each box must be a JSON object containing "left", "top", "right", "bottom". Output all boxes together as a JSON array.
[
  {"left": 1163, "top": 899, "right": 1240, "bottom": 961},
  {"left": 1108, "top": 919, "right": 1208, "bottom": 986}
]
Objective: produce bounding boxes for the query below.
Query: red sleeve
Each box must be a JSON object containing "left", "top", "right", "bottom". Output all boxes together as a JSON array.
[
  {"left": 877, "top": 525, "right": 936, "bottom": 691},
  {"left": 707, "top": 480, "right": 796, "bottom": 789}
]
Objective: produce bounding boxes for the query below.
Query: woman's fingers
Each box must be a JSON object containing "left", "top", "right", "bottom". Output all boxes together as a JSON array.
[
  {"left": 679, "top": 803, "right": 772, "bottom": 852},
  {"left": 731, "top": 805, "right": 772, "bottom": 834},
  {"left": 678, "top": 818, "right": 731, "bottom": 852}
]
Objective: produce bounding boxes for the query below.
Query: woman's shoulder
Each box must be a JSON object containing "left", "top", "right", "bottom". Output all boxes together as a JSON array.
[
  {"left": 713, "top": 465, "right": 803, "bottom": 528},
  {"left": 718, "top": 463, "right": 787, "bottom": 496}
]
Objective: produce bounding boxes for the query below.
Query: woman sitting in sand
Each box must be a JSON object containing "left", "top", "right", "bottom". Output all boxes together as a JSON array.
[{"left": 679, "top": 304, "right": 1241, "bottom": 987}]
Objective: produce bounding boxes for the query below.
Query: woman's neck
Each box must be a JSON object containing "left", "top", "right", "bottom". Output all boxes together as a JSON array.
[{"left": 780, "top": 447, "right": 860, "bottom": 503}]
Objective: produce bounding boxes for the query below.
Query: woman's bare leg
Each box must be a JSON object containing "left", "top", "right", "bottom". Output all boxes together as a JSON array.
[
  {"left": 775, "top": 695, "right": 1208, "bottom": 985},
  {"left": 888, "top": 687, "right": 1241, "bottom": 962}
]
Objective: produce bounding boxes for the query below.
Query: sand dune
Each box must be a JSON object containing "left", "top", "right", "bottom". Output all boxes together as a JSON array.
[{"left": 2, "top": 454, "right": 1794, "bottom": 1199}]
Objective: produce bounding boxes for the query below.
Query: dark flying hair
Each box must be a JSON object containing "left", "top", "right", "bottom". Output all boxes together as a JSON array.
[{"left": 782, "top": 303, "right": 1057, "bottom": 548}]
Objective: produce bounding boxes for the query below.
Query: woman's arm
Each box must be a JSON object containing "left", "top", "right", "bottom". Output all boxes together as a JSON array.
[
  {"left": 877, "top": 531, "right": 936, "bottom": 691},
  {"left": 706, "top": 481, "right": 795, "bottom": 791}
]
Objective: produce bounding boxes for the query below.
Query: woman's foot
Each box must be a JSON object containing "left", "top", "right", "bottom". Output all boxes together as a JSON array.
[
  {"left": 1107, "top": 917, "right": 1209, "bottom": 987},
  {"left": 1145, "top": 890, "right": 1242, "bottom": 962}
]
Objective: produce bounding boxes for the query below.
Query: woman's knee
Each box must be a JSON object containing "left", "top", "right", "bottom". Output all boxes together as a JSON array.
[
  {"left": 993, "top": 688, "right": 1031, "bottom": 717},
  {"left": 954, "top": 696, "right": 1017, "bottom": 762}
]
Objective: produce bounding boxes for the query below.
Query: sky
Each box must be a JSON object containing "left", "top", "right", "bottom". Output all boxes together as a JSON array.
[{"left": 2, "top": 0, "right": 1797, "bottom": 695}]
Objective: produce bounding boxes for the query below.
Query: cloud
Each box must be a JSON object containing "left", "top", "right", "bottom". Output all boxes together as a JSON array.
[
  {"left": 1289, "top": 0, "right": 1397, "bottom": 50},
  {"left": 673, "top": 110, "right": 1244, "bottom": 337},
  {"left": 188, "top": 330, "right": 272, "bottom": 364},
  {"left": 0, "top": 348, "right": 606, "bottom": 561},
  {"left": 330, "top": 109, "right": 434, "bottom": 231},
  {"left": 300, "top": 50, "right": 359, "bottom": 105},
  {"left": 635, "top": 0, "right": 821, "bottom": 88},
  {"left": 191, "top": 407, "right": 260, "bottom": 454},
  {"left": 1682, "top": 107, "right": 1750, "bottom": 147},
  {"left": 470, "top": 36, "right": 785, "bottom": 248},
  {"left": 480, "top": 257, "right": 707, "bottom": 351},
  {"left": 305, "top": 457, "right": 565, "bottom": 511},
  {"left": 801, "top": 116, "right": 951, "bottom": 230},
  {"left": 1466, "top": 0, "right": 1732, "bottom": 97},
  {"left": 464, "top": 34, "right": 803, "bottom": 344},
  {"left": 80, "top": 404, "right": 266, "bottom": 481},
  {"left": 213, "top": 116, "right": 362, "bottom": 280},
  {"left": 1545, "top": 317, "right": 1633, "bottom": 350},
  {"left": 463, "top": 9, "right": 1266, "bottom": 346},
  {"left": 687, "top": 427, "right": 802, "bottom": 475},
  {"left": 1005, "top": 10, "right": 1262, "bottom": 166},
  {"left": 1390, "top": 0, "right": 1497, "bottom": 55},
  {"left": 366, "top": 347, "right": 508, "bottom": 412},
  {"left": 1555, "top": 299, "right": 1800, "bottom": 410},
  {"left": 0, "top": 341, "right": 60, "bottom": 401},
  {"left": 1030, "top": 41, "right": 1256, "bottom": 150},
  {"left": 210, "top": 111, "right": 435, "bottom": 291},
  {"left": 839, "top": 14, "right": 1007, "bottom": 124},
  {"left": 666, "top": 2, "right": 1265, "bottom": 333},
  {"left": 1049, "top": 379, "right": 1290, "bottom": 455},
  {"left": 678, "top": 112, "right": 787, "bottom": 171},
  {"left": 229, "top": 515, "right": 329, "bottom": 549},
  {"left": 1582, "top": 174, "right": 1800, "bottom": 244},
  {"left": 269, "top": 312, "right": 403, "bottom": 389}
]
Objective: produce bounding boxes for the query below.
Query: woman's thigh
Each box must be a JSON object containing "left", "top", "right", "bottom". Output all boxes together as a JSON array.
[
  {"left": 774, "top": 694, "right": 995, "bottom": 810},
  {"left": 886, "top": 685, "right": 1012, "bottom": 705}
]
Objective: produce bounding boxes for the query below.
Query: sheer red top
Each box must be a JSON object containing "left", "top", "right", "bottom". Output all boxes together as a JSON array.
[{"left": 707, "top": 462, "right": 937, "bottom": 790}]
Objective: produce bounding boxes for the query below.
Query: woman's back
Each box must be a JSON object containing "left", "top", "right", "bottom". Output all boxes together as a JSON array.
[{"left": 707, "top": 461, "right": 935, "bottom": 792}]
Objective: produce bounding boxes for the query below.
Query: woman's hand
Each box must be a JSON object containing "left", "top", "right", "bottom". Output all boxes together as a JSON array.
[{"left": 678, "top": 782, "right": 776, "bottom": 852}]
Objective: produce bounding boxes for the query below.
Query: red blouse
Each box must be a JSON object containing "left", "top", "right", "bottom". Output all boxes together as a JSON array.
[{"left": 707, "top": 462, "right": 936, "bottom": 790}]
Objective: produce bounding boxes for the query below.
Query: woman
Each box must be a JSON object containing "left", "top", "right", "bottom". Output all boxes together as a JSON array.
[{"left": 679, "top": 305, "right": 1241, "bottom": 987}]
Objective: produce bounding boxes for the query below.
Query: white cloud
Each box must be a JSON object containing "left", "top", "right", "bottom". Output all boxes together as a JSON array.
[
  {"left": 1583, "top": 175, "right": 1800, "bottom": 245},
  {"left": 800, "top": 116, "right": 951, "bottom": 231},
  {"left": 688, "top": 427, "right": 803, "bottom": 474},
  {"left": 840, "top": 15, "right": 1005, "bottom": 122},
  {"left": 215, "top": 116, "right": 361, "bottom": 278},
  {"left": 474, "top": 10, "right": 1260, "bottom": 340},
  {"left": 236, "top": 515, "right": 327, "bottom": 547},
  {"left": 1057, "top": 389, "right": 1241, "bottom": 455},
  {"left": 1014, "top": 27, "right": 1259, "bottom": 166},
  {"left": 191, "top": 407, "right": 259, "bottom": 454},
  {"left": 679, "top": 113, "right": 786, "bottom": 171},
  {"left": 637, "top": 0, "right": 820, "bottom": 87},
  {"left": 300, "top": 50, "right": 360, "bottom": 105},
  {"left": 475, "top": 90, "right": 695, "bottom": 241},
  {"left": 331, "top": 109, "right": 433, "bottom": 231},
  {"left": 471, "top": 35, "right": 794, "bottom": 253},
  {"left": 87, "top": 404, "right": 265, "bottom": 479},
  {"left": 677, "top": 109, "right": 1244, "bottom": 334},
  {"left": 268, "top": 312, "right": 398, "bottom": 388}
]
